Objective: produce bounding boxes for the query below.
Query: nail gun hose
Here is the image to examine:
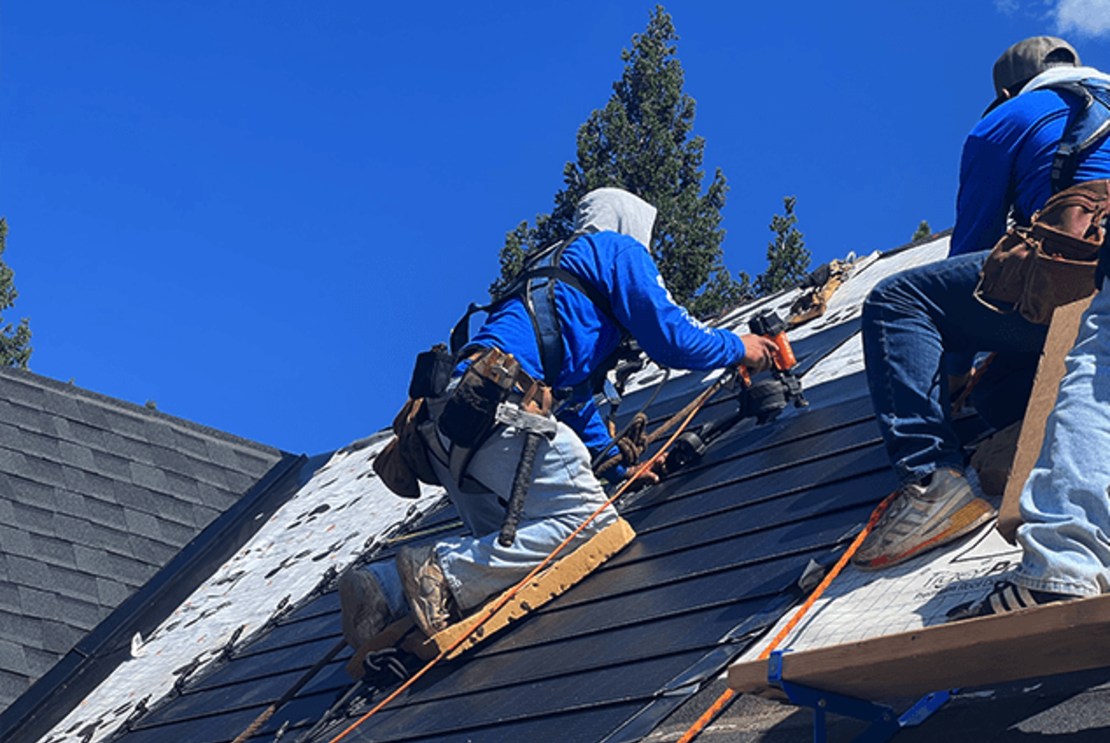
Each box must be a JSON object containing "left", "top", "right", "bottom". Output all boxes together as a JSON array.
[{"left": 499, "top": 431, "right": 541, "bottom": 546}]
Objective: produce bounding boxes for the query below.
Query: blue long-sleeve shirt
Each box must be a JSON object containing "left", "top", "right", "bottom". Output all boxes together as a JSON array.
[
  {"left": 950, "top": 81, "right": 1110, "bottom": 258},
  {"left": 468, "top": 231, "right": 746, "bottom": 453}
]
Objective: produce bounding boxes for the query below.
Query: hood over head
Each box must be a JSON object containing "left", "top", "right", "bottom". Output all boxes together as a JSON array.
[{"left": 573, "top": 188, "right": 657, "bottom": 248}]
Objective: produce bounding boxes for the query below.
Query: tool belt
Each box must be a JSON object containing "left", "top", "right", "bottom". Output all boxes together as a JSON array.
[
  {"left": 974, "top": 179, "right": 1109, "bottom": 325},
  {"left": 374, "top": 345, "right": 553, "bottom": 497}
]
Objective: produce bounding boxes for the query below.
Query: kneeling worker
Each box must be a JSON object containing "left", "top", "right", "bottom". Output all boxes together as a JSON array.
[{"left": 340, "top": 187, "right": 775, "bottom": 647}]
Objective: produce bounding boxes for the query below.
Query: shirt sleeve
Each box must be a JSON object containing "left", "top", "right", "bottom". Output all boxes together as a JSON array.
[
  {"left": 949, "top": 133, "right": 1014, "bottom": 257},
  {"left": 605, "top": 241, "right": 748, "bottom": 370}
]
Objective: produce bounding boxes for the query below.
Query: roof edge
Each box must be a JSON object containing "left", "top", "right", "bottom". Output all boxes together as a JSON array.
[{"left": 0, "top": 450, "right": 313, "bottom": 743}]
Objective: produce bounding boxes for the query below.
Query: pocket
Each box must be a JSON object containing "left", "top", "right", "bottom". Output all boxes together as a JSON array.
[{"left": 1018, "top": 248, "right": 1099, "bottom": 324}]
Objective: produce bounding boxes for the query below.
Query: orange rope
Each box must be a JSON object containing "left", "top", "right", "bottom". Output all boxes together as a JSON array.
[
  {"left": 674, "top": 490, "right": 898, "bottom": 743},
  {"left": 325, "top": 376, "right": 728, "bottom": 743}
]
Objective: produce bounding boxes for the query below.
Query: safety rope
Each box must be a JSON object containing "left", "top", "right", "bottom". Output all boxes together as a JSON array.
[
  {"left": 674, "top": 490, "right": 898, "bottom": 743},
  {"left": 323, "top": 374, "right": 732, "bottom": 743},
  {"left": 596, "top": 371, "right": 730, "bottom": 475}
]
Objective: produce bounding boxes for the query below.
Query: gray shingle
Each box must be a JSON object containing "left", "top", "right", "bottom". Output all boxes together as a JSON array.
[
  {"left": 196, "top": 481, "right": 236, "bottom": 511},
  {"left": 0, "top": 376, "right": 46, "bottom": 411},
  {"left": 6, "top": 554, "right": 51, "bottom": 588},
  {"left": 0, "top": 581, "right": 20, "bottom": 614},
  {"left": 71, "top": 541, "right": 112, "bottom": 577},
  {"left": 73, "top": 398, "right": 110, "bottom": 431},
  {"left": 127, "top": 535, "right": 177, "bottom": 568},
  {"left": 0, "top": 669, "right": 29, "bottom": 709},
  {"left": 56, "top": 440, "right": 97, "bottom": 472},
  {"left": 122, "top": 508, "right": 162, "bottom": 542},
  {"left": 191, "top": 504, "right": 221, "bottom": 530},
  {"left": 95, "top": 577, "right": 132, "bottom": 607},
  {"left": 16, "top": 587, "right": 60, "bottom": 624},
  {"left": 158, "top": 519, "right": 196, "bottom": 548},
  {"left": 101, "top": 550, "right": 157, "bottom": 588},
  {"left": 172, "top": 428, "right": 212, "bottom": 459},
  {"left": 11, "top": 501, "right": 57, "bottom": 538},
  {"left": 41, "top": 389, "right": 82, "bottom": 420},
  {"left": 41, "top": 619, "right": 84, "bottom": 653},
  {"left": 0, "top": 524, "right": 33, "bottom": 560},
  {"left": 29, "top": 533, "right": 77, "bottom": 568},
  {"left": 0, "top": 609, "right": 44, "bottom": 649},
  {"left": 47, "top": 561, "right": 100, "bottom": 604},
  {"left": 1, "top": 399, "right": 49, "bottom": 434},
  {"left": 141, "top": 418, "right": 176, "bottom": 449},
  {"left": 53, "top": 488, "right": 88, "bottom": 518},
  {"left": 6, "top": 473, "right": 57, "bottom": 511},
  {"left": 0, "top": 422, "right": 20, "bottom": 450},
  {"left": 16, "top": 454, "right": 66, "bottom": 490},
  {"left": 0, "top": 639, "right": 28, "bottom": 679},
  {"left": 101, "top": 408, "right": 149, "bottom": 441},
  {"left": 0, "top": 449, "right": 28, "bottom": 480},
  {"left": 23, "top": 646, "right": 60, "bottom": 678},
  {"left": 129, "top": 462, "right": 169, "bottom": 494},
  {"left": 89, "top": 447, "right": 134, "bottom": 481},
  {"left": 54, "top": 514, "right": 95, "bottom": 547},
  {"left": 83, "top": 496, "right": 127, "bottom": 531},
  {"left": 54, "top": 594, "right": 99, "bottom": 631},
  {"left": 149, "top": 446, "right": 192, "bottom": 478}
]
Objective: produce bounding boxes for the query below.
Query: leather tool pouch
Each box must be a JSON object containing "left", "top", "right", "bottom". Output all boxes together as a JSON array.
[
  {"left": 975, "top": 180, "right": 1109, "bottom": 325},
  {"left": 408, "top": 343, "right": 455, "bottom": 400},
  {"left": 437, "top": 348, "right": 521, "bottom": 449},
  {"left": 374, "top": 397, "right": 440, "bottom": 498}
]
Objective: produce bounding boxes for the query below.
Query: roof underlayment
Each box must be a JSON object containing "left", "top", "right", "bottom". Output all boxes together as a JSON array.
[{"left": 11, "top": 233, "right": 1110, "bottom": 743}]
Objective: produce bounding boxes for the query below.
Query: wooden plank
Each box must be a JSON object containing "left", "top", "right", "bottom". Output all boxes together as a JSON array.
[
  {"left": 729, "top": 593, "right": 1110, "bottom": 702},
  {"left": 424, "top": 516, "right": 636, "bottom": 660},
  {"left": 997, "top": 296, "right": 1092, "bottom": 542},
  {"left": 346, "top": 516, "right": 637, "bottom": 678}
]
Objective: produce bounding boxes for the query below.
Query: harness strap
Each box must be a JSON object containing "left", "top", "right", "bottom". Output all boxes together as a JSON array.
[{"left": 1049, "top": 79, "right": 1110, "bottom": 193}]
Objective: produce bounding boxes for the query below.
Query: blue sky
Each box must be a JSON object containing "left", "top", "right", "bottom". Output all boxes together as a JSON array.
[{"left": 2, "top": 0, "right": 1109, "bottom": 455}]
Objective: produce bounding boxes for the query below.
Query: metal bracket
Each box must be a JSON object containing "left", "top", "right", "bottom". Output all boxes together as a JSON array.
[
  {"left": 767, "top": 650, "right": 952, "bottom": 743},
  {"left": 495, "top": 401, "right": 558, "bottom": 439}
]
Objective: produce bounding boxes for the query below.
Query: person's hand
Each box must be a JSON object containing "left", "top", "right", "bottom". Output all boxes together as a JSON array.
[{"left": 738, "top": 334, "right": 778, "bottom": 373}]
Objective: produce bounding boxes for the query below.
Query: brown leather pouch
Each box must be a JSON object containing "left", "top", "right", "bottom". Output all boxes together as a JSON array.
[
  {"left": 975, "top": 180, "right": 1109, "bottom": 324},
  {"left": 374, "top": 397, "right": 440, "bottom": 498}
]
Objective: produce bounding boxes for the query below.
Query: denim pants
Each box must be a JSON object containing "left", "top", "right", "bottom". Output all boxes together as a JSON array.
[
  {"left": 862, "top": 251, "right": 1049, "bottom": 486},
  {"left": 1015, "top": 279, "right": 1110, "bottom": 597},
  {"left": 368, "top": 404, "right": 618, "bottom": 619}
]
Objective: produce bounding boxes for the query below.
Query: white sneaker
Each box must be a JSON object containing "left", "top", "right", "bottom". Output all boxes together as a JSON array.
[{"left": 853, "top": 468, "right": 995, "bottom": 571}]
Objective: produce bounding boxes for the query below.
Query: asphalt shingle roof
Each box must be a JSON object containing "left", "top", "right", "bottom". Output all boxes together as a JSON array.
[{"left": 0, "top": 366, "right": 285, "bottom": 716}]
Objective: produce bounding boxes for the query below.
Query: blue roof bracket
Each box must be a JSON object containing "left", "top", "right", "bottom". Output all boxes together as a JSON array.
[{"left": 766, "top": 650, "right": 952, "bottom": 743}]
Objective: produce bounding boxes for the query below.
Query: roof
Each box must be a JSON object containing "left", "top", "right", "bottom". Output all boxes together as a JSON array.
[
  {"left": 0, "top": 367, "right": 288, "bottom": 729},
  {"left": 11, "top": 233, "right": 1110, "bottom": 743}
]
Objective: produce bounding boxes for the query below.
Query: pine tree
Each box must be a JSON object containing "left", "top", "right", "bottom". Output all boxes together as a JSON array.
[
  {"left": 0, "top": 218, "right": 32, "bottom": 369},
  {"left": 912, "top": 220, "right": 932, "bottom": 242},
  {"left": 491, "top": 6, "right": 740, "bottom": 317},
  {"left": 755, "top": 196, "right": 811, "bottom": 296}
]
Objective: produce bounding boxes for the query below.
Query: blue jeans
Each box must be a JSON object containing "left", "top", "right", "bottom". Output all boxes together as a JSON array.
[
  {"left": 1016, "top": 279, "right": 1110, "bottom": 597},
  {"left": 862, "top": 251, "right": 1049, "bottom": 485},
  {"left": 368, "top": 397, "right": 617, "bottom": 618}
]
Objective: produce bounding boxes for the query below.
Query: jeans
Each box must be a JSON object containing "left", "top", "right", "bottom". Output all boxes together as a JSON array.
[
  {"left": 1016, "top": 279, "right": 1110, "bottom": 597},
  {"left": 368, "top": 398, "right": 618, "bottom": 619},
  {"left": 862, "top": 251, "right": 1049, "bottom": 485}
]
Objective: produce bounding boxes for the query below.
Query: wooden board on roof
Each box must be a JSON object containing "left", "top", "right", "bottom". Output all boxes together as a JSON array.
[{"left": 728, "top": 593, "right": 1110, "bottom": 702}]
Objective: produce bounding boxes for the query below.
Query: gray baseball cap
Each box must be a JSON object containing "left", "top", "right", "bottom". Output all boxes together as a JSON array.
[{"left": 986, "top": 36, "right": 1080, "bottom": 114}]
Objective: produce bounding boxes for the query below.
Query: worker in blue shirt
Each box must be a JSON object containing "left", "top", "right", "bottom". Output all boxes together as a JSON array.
[
  {"left": 340, "top": 188, "right": 775, "bottom": 646},
  {"left": 854, "top": 36, "right": 1110, "bottom": 576}
]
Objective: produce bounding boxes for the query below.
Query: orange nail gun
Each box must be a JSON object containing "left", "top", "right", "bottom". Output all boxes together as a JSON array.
[{"left": 738, "top": 309, "right": 807, "bottom": 424}]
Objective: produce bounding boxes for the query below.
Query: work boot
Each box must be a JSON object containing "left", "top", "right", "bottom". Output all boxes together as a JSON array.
[
  {"left": 338, "top": 569, "right": 391, "bottom": 649},
  {"left": 853, "top": 468, "right": 996, "bottom": 571},
  {"left": 396, "top": 544, "right": 459, "bottom": 637}
]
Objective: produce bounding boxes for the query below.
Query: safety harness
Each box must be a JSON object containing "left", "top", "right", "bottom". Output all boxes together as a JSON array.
[
  {"left": 1046, "top": 78, "right": 1110, "bottom": 193},
  {"left": 449, "top": 231, "right": 639, "bottom": 402}
]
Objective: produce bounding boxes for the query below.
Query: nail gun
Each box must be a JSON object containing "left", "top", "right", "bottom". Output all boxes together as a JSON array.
[{"left": 668, "top": 309, "right": 807, "bottom": 470}]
